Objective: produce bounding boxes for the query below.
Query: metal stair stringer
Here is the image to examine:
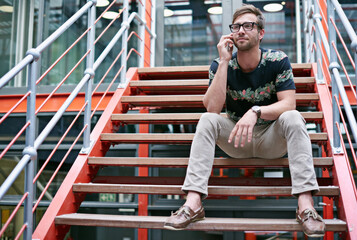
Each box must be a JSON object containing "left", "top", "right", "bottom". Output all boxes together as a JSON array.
[
  {"left": 312, "top": 63, "right": 357, "bottom": 240},
  {"left": 32, "top": 68, "right": 140, "bottom": 240}
]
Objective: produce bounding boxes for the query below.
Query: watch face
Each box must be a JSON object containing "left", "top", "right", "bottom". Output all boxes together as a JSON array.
[{"left": 252, "top": 106, "right": 260, "bottom": 111}]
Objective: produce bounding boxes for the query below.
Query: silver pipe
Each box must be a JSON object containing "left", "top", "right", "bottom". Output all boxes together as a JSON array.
[
  {"left": 0, "top": 55, "right": 33, "bottom": 89},
  {"left": 333, "top": 68, "right": 357, "bottom": 143},
  {"left": 34, "top": 75, "right": 90, "bottom": 149},
  {"left": 83, "top": 3, "right": 96, "bottom": 151},
  {"left": 330, "top": 0, "right": 357, "bottom": 42},
  {"left": 313, "top": 0, "right": 323, "bottom": 82},
  {"left": 120, "top": 0, "right": 129, "bottom": 83},
  {"left": 139, "top": 1, "right": 145, "bottom": 67},
  {"left": 23, "top": 54, "right": 38, "bottom": 240},
  {"left": 0, "top": 1, "right": 94, "bottom": 89},
  {"left": 314, "top": 18, "right": 330, "bottom": 59},
  {"left": 0, "top": 155, "right": 31, "bottom": 200},
  {"left": 295, "top": 0, "right": 302, "bottom": 63},
  {"left": 327, "top": 0, "right": 340, "bottom": 149}
]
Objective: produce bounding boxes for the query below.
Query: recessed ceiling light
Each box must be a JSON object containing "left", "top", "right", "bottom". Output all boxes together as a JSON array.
[
  {"left": 103, "top": 11, "right": 120, "bottom": 19},
  {"left": 0, "top": 5, "right": 13, "bottom": 13},
  {"left": 208, "top": 6, "right": 222, "bottom": 15},
  {"left": 164, "top": 9, "right": 174, "bottom": 17},
  {"left": 96, "top": 0, "right": 109, "bottom": 7},
  {"left": 263, "top": 3, "right": 283, "bottom": 12}
]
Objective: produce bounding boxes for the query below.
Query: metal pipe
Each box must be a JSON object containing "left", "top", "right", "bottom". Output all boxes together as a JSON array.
[
  {"left": 314, "top": 18, "right": 330, "bottom": 59},
  {"left": 295, "top": 0, "right": 302, "bottom": 63},
  {"left": 0, "top": 155, "right": 31, "bottom": 200},
  {"left": 330, "top": 0, "right": 357, "bottom": 42},
  {"left": 328, "top": 0, "right": 340, "bottom": 150},
  {"left": 0, "top": 1, "right": 94, "bottom": 89},
  {"left": 139, "top": 0, "right": 145, "bottom": 67},
  {"left": 313, "top": 0, "right": 323, "bottom": 83},
  {"left": 120, "top": 0, "right": 129, "bottom": 83},
  {"left": 34, "top": 74, "right": 90, "bottom": 150},
  {"left": 0, "top": 55, "right": 33, "bottom": 89},
  {"left": 82, "top": 2, "right": 96, "bottom": 152},
  {"left": 332, "top": 68, "right": 357, "bottom": 143}
]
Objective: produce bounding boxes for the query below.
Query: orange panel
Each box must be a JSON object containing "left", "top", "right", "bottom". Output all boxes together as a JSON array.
[{"left": 0, "top": 92, "right": 114, "bottom": 114}]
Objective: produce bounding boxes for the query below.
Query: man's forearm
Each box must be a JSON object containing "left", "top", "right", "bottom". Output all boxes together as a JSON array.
[
  {"left": 260, "top": 96, "right": 296, "bottom": 120},
  {"left": 203, "top": 61, "right": 229, "bottom": 113}
]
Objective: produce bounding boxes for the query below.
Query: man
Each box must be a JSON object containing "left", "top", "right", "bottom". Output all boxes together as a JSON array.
[{"left": 164, "top": 4, "right": 326, "bottom": 238}]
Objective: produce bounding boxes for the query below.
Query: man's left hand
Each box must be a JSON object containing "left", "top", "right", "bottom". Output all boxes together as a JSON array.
[{"left": 228, "top": 110, "right": 258, "bottom": 148}]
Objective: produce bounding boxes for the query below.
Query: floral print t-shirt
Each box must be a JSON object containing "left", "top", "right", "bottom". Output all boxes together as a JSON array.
[{"left": 208, "top": 48, "right": 296, "bottom": 125}]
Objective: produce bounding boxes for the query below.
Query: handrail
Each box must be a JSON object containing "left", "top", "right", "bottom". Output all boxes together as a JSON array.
[
  {"left": 304, "top": 0, "right": 357, "bottom": 237},
  {"left": 0, "top": 0, "right": 156, "bottom": 239},
  {"left": 305, "top": 0, "right": 357, "bottom": 149}
]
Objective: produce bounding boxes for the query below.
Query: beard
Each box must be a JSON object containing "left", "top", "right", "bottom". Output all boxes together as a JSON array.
[{"left": 234, "top": 33, "right": 260, "bottom": 51}]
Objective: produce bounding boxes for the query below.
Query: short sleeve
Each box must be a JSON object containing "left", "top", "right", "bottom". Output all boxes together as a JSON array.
[
  {"left": 208, "top": 58, "right": 219, "bottom": 85},
  {"left": 275, "top": 54, "right": 295, "bottom": 92}
]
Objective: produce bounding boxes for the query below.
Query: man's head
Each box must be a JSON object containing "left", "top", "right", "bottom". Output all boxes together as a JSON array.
[
  {"left": 230, "top": 4, "right": 265, "bottom": 50},
  {"left": 232, "top": 4, "right": 265, "bottom": 31}
]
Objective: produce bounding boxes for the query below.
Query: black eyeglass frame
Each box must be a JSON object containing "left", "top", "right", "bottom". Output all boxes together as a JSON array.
[{"left": 229, "top": 22, "right": 260, "bottom": 33}]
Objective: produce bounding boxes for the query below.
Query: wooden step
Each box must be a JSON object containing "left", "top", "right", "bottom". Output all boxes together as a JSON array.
[
  {"left": 55, "top": 213, "right": 346, "bottom": 232},
  {"left": 88, "top": 157, "right": 333, "bottom": 168},
  {"left": 121, "top": 94, "right": 319, "bottom": 108},
  {"left": 137, "top": 64, "right": 312, "bottom": 80},
  {"left": 72, "top": 183, "right": 339, "bottom": 196},
  {"left": 92, "top": 176, "right": 333, "bottom": 186},
  {"left": 129, "top": 77, "right": 316, "bottom": 94},
  {"left": 111, "top": 112, "right": 323, "bottom": 125},
  {"left": 100, "top": 133, "right": 328, "bottom": 144}
]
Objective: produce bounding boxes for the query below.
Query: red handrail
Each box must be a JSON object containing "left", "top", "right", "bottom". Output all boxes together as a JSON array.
[{"left": 94, "top": 8, "right": 125, "bottom": 44}]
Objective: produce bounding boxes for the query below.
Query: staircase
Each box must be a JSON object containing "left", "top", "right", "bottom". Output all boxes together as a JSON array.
[{"left": 33, "top": 64, "right": 353, "bottom": 239}]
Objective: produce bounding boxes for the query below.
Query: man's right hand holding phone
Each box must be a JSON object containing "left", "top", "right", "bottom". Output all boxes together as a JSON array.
[{"left": 217, "top": 34, "right": 234, "bottom": 62}]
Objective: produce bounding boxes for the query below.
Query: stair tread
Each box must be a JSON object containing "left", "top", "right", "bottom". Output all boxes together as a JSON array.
[
  {"left": 130, "top": 77, "right": 315, "bottom": 87},
  {"left": 137, "top": 64, "right": 312, "bottom": 74},
  {"left": 88, "top": 157, "right": 333, "bottom": 167},
  {"left": 121, "top": 94, "right": 319, "bottom": 107},
  {"left": 72, "top": 183, "right": 339, "bottom": 196},
  {"left": 92, "top": 176, "right": 333, "bottom": 186},
  {"left": 100, "top": 133, "right": 328, "bottom": 143},
  {"left": 111, "top": 112, "right": 323, "bottom": 124},
  {"left": 55, "top": 213, "right": 346, "bottom": 232}
]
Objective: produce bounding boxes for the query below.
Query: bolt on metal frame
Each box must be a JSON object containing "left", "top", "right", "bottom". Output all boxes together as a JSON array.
[{"left": 0, "top": 0, "right": 156, "bottom": 239}]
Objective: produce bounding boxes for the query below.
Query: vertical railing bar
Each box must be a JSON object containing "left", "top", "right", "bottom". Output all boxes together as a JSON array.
[
  {"left": 23, "top": 52, "right": 39, "bottom": 240},
  {"left": 82, "top": 2, "right": 96, "bottom": 152},
  {"left": 120, "top": 0, "right": 129, "bottom": 83},
  {"left": 332, "top": 68, "right": 357, "bottom": 144},
  {"left": 33, "top": 74, "right": 90, "bottom": 150},
  {"left": 313, "top": 0, "right": 323, "bottom": 83},
  {"left": 330, "top": 0, "right": 357, "bottom": 42},
  {"left": 139, "top": 0, "right": 145, "bottom": 67},
  {"left": 327, "top": 0, "right": 341, "bottom": 151}
]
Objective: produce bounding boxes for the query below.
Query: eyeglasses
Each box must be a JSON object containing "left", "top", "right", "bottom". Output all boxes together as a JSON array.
[{"left": 229, "top": 22, "right": 259, "bottom": 33}]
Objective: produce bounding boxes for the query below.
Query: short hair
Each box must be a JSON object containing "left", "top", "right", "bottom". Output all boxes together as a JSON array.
[{"left": 232, "top": 4, "right": 265, "bottom": 30}]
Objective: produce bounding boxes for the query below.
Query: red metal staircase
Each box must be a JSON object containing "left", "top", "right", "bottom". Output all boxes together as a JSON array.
[{"left": 33, "top": 64, "right": 357, "bottom": 239}]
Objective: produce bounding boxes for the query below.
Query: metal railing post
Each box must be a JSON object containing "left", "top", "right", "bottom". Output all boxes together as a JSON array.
[
  {"left": 23, "top": 48, "right": 40, "bottom": 240},
  {"left": 120, "top": 0, "right": 129, "bottom": 83},
  {"left": 327, "top": 0, "right": 341, "bottom": 153},
  {"left": 313, "top": 0, "right": 323, "bottom": 83},
  {"left": 139, "top": 0, "right": 145, "bottom": 67},
  {"left": 82, "top": 0, "right": 96, "bottom": 153}
]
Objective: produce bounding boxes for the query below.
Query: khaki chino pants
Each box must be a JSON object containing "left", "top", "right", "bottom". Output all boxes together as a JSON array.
[{"left": 182, "top": 110, "right": 319, "bottom": 199}]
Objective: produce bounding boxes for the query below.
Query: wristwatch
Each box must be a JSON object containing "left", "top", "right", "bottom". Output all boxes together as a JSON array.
[{"left": 251, "top": 105, "right": 261, "bottom": 118}]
